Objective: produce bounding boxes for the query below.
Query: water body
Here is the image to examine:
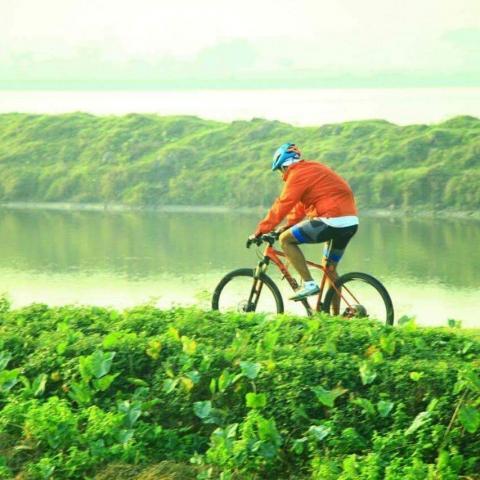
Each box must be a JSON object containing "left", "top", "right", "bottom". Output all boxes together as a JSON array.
[
  {"left": 0, "top": 208, "right": 478, "bottom": 327},
  {"left": 1, "top": 88, "right": 480, "bottom": 125}
]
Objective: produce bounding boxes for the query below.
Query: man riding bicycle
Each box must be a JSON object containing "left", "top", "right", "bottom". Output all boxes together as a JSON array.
[{"left": 248, "top": 143, "right": 358, "bottom": 301}]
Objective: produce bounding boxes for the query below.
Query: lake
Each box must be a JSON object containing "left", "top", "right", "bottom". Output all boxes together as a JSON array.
[
  {"left": 1, "top": 88, "right": 480, "bottom": 125},
  {"left": 1, "top": 207, "right": 478, "bottom": 327}
]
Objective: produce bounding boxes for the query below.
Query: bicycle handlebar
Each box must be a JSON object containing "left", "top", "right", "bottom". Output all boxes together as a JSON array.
[{"left": 246, "top": 231, "right": 279, "bottom": 248}]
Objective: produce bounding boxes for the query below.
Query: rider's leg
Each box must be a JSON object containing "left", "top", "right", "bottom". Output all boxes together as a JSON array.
[
  {"left": 322, "top": 241, "right": 341, "bottom": 314},
  {"left": 279, "top": 230, "right": 313, "bottom": 282},
  {"left": 283, "top": 219, "right": 358, "bottom": 302},
  {"left": 323, "top": 225, "right": 359, "bottom": 313}
]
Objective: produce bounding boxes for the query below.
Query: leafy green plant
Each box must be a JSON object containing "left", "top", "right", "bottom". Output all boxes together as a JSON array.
[{"left": 0, "top": 305, "right": 479, "bottom": 479}]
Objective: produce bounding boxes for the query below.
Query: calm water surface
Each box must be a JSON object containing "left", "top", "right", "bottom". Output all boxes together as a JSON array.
[{"left": 0, "top": 208, "right": 479, "bottom": 327}]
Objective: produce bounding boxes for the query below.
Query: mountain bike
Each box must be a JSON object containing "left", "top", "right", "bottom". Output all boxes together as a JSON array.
[{"left": 211, "top": 232, "right": 394, "bottom": 325}]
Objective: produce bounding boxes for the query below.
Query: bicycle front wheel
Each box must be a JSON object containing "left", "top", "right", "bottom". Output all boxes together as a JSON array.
[
  {"left": 211, "top": 268, "right": 284, "bottom": 314},
  {"left": 323, "top": 272, "right": 394, "bottom": 325}
]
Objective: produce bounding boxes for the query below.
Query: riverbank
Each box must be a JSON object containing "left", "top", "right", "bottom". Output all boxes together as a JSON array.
[{"left": 1, "top": 201, "right": 480, "bottom": 220}]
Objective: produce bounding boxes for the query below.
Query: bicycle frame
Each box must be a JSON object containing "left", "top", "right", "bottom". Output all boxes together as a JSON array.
[{"left": 251, "top": 243, "right": 358, "bottom": 315}]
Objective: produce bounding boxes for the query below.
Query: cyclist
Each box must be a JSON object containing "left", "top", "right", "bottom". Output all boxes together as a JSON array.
[{"left": 248, "top": 143, "right": 358, "bottom": 301}]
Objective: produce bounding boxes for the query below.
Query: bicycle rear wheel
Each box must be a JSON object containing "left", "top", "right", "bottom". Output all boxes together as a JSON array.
[
  {"left": 323, "top": 272, "right": 394, "bottom": 325},
  {"left": 211, "top": 268, "right": 284, "bottom": 314}
]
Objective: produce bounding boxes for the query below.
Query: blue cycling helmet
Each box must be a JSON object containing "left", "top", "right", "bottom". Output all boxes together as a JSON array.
[{"left": 271, "top": 143, "right": 302, "bottom": 171}]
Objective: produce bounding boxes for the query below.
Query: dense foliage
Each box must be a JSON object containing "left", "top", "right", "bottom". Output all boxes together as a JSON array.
[
  {"left": 0, "top": 301, "right": 479, "bottom": 479},
  {"left": 0, "top": 113, "right": 479, "bottom": 210}
]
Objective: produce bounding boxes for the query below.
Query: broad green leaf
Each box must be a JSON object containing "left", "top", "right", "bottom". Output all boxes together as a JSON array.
[
  {"left": 398, "top": 316, "right": 417, "bottom": 332},
  {"left": 126, "top": 377, "right": 149, "bottom": 387},
  {"left": 56, "top": 321, "right": 70, "bottom": 332},
  {"left": 68, "top": 381, "right": 93, "bottom": 405},
  {"left": 453, "top": 379, "right": 466, "bottom": 395},
  {"left": 203, "top": 407, "right": 226, "bottom": 426},
  {"left": 218, "top": 369, "right": 233, "bottom": 392},
  {"left": 246, "top": 392, "right": 267, "bottom": 409},
  {"left": 93, "top": 373, "right": 119, "bottom": 391},
  {"left": 210, "top": 423, "right": 238, "bottom": 449},
  {"left": 308, "top": 425, "right": 331, "bottom": 441},
  {"left": 379, "top": 334, "right": 396, "bottom": 355},
  {"left": 116, "top": 429, "right": 134, "bottom": 444},
  {"left": 447, "top": 318, "right": 462, "bottom": 328},
  {"left": 321, "top": 340, "right": 337, "bottom": 354},
  {"left": 180, "top": 376, "right": 194, "bottom": 392},
  {"left": 291, "top": 437, "right": 308, "bottom": 454},
  {"left": 167, "top": 326, "right": 180, "bottom": 341},
  {"left": 264, "top": 359, "right": 276, "bottom": 372},
  {"left": 181, "top": 336, "right": 197, "bottom": 355},
  {"left": 377, "top": 400, "right": 394, "bottom": 417},
  {"left": 90, "top": 350, "right": 116, "bottom": 379},
  {"left": 194, "top": 400, "right": 212, "bottom": 419},
  {"left": 146, "top": 339, "right": 162, "bottom": 359},
  {"left": 354, "top": 397, "right": 375, "bottom": 415},
  {"left": 79, "top": 355, "right": 93, "bottom": 382},
  {"left": 405, "top": 411, "right": 430, "bottom": 435},
  {"left": 185, "top": 370, "right": 201, "bottom": 384},
  {"left": 427, "top": 398, "right": 439, "bottom": 412},
  {"left": 19, "top": 375, "right": 31, "bottom": 389},
  {"left": 0, "top": 369, "right": 20, "bottom": 393},
  {"left": 0, "top": 351, "right": 12, "bottom": 371},
  {"left": 459, "top": 406, "right": 480, "bottom": 433},
  {"left": 32, "top": 373, "right": 48, "bottom": 397},
  {"left": 102, "top": 332, "right": 123, "bottom": 349},
  {"left": 163, "top": 378, "right": 178, "bottom": 394},
  {"left": 118, "top": 401, "right": 142, "bottom": 428},
  {"left": 409, "top": 371, "right": 424, "bottom": 382},
  {"left": 240, "top": 361, "right": 261, "bottom": 380},
  {"left": 225, "top": 423, "right": 238, "bottom": 439},
  {"left": 370, "top": 351, "right": 384, "bottom": 364},
  {"left": 257, "top": 416, "right": 281, "bottom": 445},
  {"left": 463, "top": 369, "right": 480, "bottom": 393},
  {"left": 359, "top": 362, "right": 377, "bottom": 385},
  {"left": 262, "top": 331, "right": 279, "bottom": 352},
  {"left": 56, "top": 341, "right": 68, "bottom": 355},
  {"left": 199, "top": 354, "right": 213, "bottom": 373},
  {"left": 312, "top": 385, "right": 347, "bottom": 408},
  {"left": 209, "top": 378, "right": 217, "bottom": 395}
]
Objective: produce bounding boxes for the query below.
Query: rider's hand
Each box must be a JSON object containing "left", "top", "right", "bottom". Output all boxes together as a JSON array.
[{"left": 246, "top": 233, "right": 260, "bottom": 249}]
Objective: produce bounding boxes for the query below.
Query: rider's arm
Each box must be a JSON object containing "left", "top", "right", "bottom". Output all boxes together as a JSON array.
[
  {"left": 285, "top": 202, "right": 306, "bottom": 228},
  {"left": 254, "top": 170, "right": 307, "bottom": 235}
]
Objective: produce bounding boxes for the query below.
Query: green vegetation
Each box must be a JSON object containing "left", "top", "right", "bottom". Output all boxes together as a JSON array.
[
  {"left": 0, "top": 113, "right": 479, "bottom": 210},
  {"left": 0, "top": 302, "right": 479, "bottom": 479}
]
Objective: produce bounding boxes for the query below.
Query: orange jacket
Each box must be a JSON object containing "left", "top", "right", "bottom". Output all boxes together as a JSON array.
[{"left": 255, "top": 160, "right": 357, "bottom": 236}]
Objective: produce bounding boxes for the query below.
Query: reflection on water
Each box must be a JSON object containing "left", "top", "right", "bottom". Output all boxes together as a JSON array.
[{"left": 0, "top": 208, "right": 478, "bottom": 327}]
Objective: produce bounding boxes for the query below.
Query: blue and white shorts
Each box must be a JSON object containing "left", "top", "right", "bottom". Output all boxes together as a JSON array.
[{"left": 290, "top": 218, "right": 358, "bottom": 264}]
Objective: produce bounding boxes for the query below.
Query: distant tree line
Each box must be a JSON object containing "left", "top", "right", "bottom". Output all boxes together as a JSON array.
[{"left": 0, "top": 113, "right": 478, "bottom": 210}]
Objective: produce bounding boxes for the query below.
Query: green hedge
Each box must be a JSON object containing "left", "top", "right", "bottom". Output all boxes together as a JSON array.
[{"left": 0, "top": 302, "right": 479, "bottom": 479}]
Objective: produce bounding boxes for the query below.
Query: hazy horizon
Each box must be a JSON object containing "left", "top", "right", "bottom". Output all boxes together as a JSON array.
[{"left": 2, "top": 0, "right": 480, "bottom": 89}]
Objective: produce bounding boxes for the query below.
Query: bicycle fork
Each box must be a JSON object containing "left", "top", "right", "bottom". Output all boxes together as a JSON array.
[{"left": 246, "top": 259, "right": 269, "bottom": 311}]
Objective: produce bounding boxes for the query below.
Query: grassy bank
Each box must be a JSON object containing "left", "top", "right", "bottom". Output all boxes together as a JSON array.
[
  {"left": 0, "top": 302, "right": 479, "bottom": 479},
  {"left": 0, "top": 113, "right": 479, "bottom": 212}
]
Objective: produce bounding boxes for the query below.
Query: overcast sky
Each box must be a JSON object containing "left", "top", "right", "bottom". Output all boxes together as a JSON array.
[{"left": 1, "top": 0, "right": 480, "bottom": 88}]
